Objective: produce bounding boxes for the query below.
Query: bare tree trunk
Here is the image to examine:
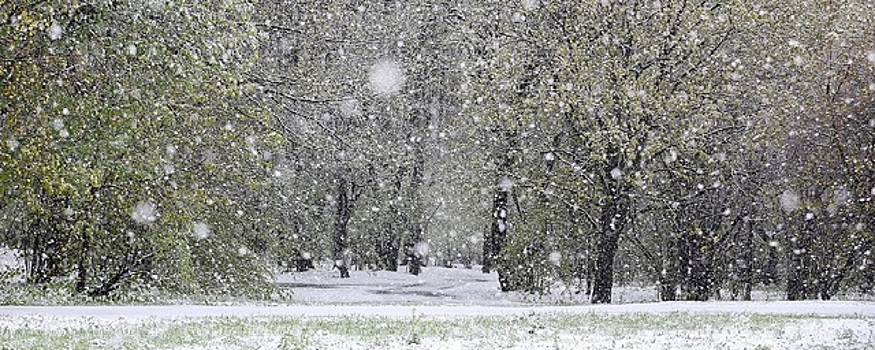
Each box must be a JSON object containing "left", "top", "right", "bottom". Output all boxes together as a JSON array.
[
  {"left": 659, "top": 237, "right": 679, "bottom": 301},
  {"left": 591, "top": 175, "right": 631, "bottom": 303},
  {"left": 333, "top": 173, "right": 352, "bottom": 279},
  {"left": 75, "top": 228, "right": 88, "bottom": 293},
  {"left": 377, "top": 223, "right": 399, "bottom": 271},
  {"left": 680, "top": 226, "right": 713, "bottom": 301},
  {"left": 483, "top": 131, "right": 515, "bottom": 279},
  {"left": 483, "top": 185, "right": 511, "bottom": 290},
  {"left": 739, "top": 223, "right": 753, "bottom": 301},
  {"left": 591, "top": 226, "right": 621, "bottom": 303},
  {"left": 787, "top": 219, "right": 813, "bottom": 300},
  {"left": 406, "top": 141, "right": 426, "bottom": 275}
]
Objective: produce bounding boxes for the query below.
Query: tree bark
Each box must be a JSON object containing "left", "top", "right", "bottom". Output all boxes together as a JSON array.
[
  {"left": 591, "top": 178, "right": 631, "bottom": 303},
  {"left": 483, "top": 131, "right": 515, "bottom": 278},
  {"left": 333, "top": 173, "right": 352, "bottom": 279},
  {"left": 739, "top": 223, "right": 754, "bottom": 301},
  {"left": 75, "top": 228, "right": 88, "bottom": 293},
  {"left": 659, "top": 237, "right": 679, "bottom": 301},
  {"left": 406, "top": 141, "right": 427, "bottom": 275},
  {"left": 591, "top": 229, "right": 620, "bottom": 303},
  {"left": 590, "top": 142, "right": 637, "bottom": 304},
  {"left": 377, "top": 225, "right": 399, "bottom": 271},
  {"left": 482, "top": 186, "right": 509, "bottom": 277},
  {"left": 680, "top": 228, "right": 713, "bottom": 301},
  {"left": 787, "top": 219, "right": 813, "bottom": 300}
]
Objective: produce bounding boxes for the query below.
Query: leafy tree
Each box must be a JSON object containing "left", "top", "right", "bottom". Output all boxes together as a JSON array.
[{"left": 1, "top": 0, "right": 278, "bottom": 297}]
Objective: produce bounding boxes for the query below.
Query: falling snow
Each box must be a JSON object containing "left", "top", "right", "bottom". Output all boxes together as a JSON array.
[
  {"left": 414, "top": 242, "right": 430, "bottom": 257},
  {"left": 51, "top": 118, "right": 69, "bottom": 138},
  {"left": 610, "top": 168, "right": 623, "bottom": 180},
  {"left": 779, "top": 190, "right": 801, "bottom": 213},
  {"left": 237, "top": 246, "right": 249, "bottom": 256},
  {"left": 339, "top": 98, "right": 362, "bottom": 117},
  {"left": 47, "top": 24, "right": 63, "bottom": 40},
  {"left": 368, "top": 59, "right": 405, "bottom": 96},
  {"left": 3, "top": 5, "right": 874, "bottom": 347},
  {"left": 548, "top": 251, "right": 562, "bottom": 265},
  {"left": 131, "top": 201, "right": 158, "bottom": 225},
  {"left": 498, "top": 177, "right": 513, "bottom": 191},
  {"left": 521, "top": 0, "right": 539, "bottom": 11},
  {"left": 193, "top": 222, "right": 211, "bottom": 240}
]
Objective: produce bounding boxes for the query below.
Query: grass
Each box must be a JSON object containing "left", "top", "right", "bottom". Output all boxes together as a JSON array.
[
  {"left": 0, "top": 281, "right": 296, "bottom": 307},
  {"left": 2, "top": 312, "right": 873, "bottom": 350}
]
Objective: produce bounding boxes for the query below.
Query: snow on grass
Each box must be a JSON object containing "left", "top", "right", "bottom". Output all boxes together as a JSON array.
[
  {"left": 1, "top": 311, "right": 872, "bottom": 349},
  {"left": 0, "top": 266, "right": 874, "bottom": 348},
  {"left": 2, "top": 300, "right": 873, "bottom": 323}
]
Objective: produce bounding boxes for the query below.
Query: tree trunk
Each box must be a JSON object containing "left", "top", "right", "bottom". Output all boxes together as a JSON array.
[
  {"left": 786, "top": 261, "right": 809, "bottom": 300},
  {"left": 659, "top": 237, "right": 679, "bottom": 301},
  {"left": 787, "top": 219, "right": 813, "bottom": 300},
  {"left": 739, "top": 224, "right": 753, "bottom": 301},
  {"left": 591, "top": 230, "right": 620, "bottom": 303},
  {"left": 406, "top": 139, "right": 427, "bottom": 275},
  {"left": 333, "top": 174, "right": 352, "bottom": 279},
  {"left": 591, "top": 190, "right": 629, "bottom": 304},
  {"left": 483, "top": 186, "right": 509, "bottom": 280},
  {"left": 377, "top": 225, "right": 399, "bottom": 271},
  {"left": 75, "top": 228, "right": 88, "bottom": 293},
  {"left": 481, "top": 222, "right": 494, "bottom": 273},
  {"left": 681, "top": 229, "right": 713, "bottom": 301}
]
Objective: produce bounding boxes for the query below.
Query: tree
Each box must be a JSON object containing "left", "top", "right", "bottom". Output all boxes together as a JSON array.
[
  {"left": 1, "top": 0, "right": 278, "bottom": 297},
  {"left": 768, "top": 0, "right": 875, "bottom": 300}
]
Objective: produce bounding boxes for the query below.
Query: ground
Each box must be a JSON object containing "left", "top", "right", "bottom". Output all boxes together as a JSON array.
[{"left": 1, "top": 265, "right": 873, "bottom": 349}]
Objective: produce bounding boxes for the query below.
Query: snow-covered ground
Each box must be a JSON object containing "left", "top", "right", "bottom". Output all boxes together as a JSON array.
[
  {"left": 274, "top": 264, "right": 800, "bottom": 305},
  {"left": 2, "top": 300, "right": 873, "bottom": 324},
  {"left": 1, "top": 266, "right": 874, "bottom": 349},
  {"left": 1, "top": 304, "right": 872, "bottom": 349}
]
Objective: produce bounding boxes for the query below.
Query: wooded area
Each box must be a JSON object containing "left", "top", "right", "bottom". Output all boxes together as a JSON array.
[{"left": 1, "top": 0, "right": 873, "bottom": 303}]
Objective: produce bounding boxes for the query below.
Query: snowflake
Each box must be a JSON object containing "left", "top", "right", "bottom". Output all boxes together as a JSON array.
[
  {"left": 610, "top": 168, "right": 623, "bottom": 180},
  {"left": 193, "top": 222, "right": 211, "bottom": 240},
  {"left": 131, "top": 201, "right": 158, "bottom": 225},
  {"left": 47, "top": 24, "right": 63, "bottom": 40},
  {"left": 779, "top": 190, "right": 801, "bottom": 213},
  {"left": 368, "top": 59, "right": 405, "bottom": 96},
  {"left": 548, "top": 251, "right": 562, "bottom": 265}
]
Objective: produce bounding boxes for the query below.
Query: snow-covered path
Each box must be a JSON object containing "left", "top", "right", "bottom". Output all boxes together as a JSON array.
[
  {"left": 2, "top": 301, "right": 873, "bottom": 320},
  {"left": 2, "top": 267, "right": 873, "bottom": 324}
]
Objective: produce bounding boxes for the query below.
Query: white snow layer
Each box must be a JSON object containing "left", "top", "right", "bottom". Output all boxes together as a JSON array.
[
  {"left": 2, "top": 300, "right": 872, "bottom": 321},
  {"left": 1, "top": 266, "right": 873, "bottom": 349}
]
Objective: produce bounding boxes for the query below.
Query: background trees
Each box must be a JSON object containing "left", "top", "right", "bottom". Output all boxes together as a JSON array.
[{"left": 1, "top": 0, "right": 872, "bottom": 302}]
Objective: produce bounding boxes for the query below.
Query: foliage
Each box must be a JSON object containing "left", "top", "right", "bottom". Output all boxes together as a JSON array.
[{"left": 1, "top": 0, "right": 278, "bottom": 297}]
